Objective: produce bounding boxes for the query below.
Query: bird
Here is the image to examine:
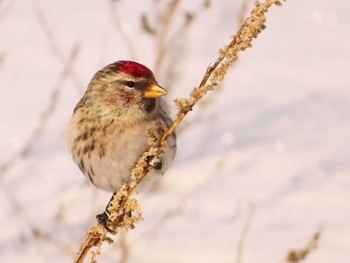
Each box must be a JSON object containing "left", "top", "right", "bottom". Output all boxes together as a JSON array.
[{"left": 67, "top": 61, "right": 176, "bottom": 194}]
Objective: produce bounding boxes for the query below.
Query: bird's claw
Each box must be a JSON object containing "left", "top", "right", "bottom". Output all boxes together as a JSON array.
[
  {"left": 145, "top": 155, "right": 162, "bottom": 170},
  {"left": 96, "top": 212, "right": 116, "bottom": 234}
]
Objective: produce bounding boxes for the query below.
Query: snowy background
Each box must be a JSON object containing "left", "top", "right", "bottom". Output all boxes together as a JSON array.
[{"left": 1, "top": 0, "right": 350, "bottom": 262}]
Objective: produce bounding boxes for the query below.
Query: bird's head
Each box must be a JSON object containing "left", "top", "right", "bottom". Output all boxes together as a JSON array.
[{"left": 86, "top": 60, "right": 167, "bottom": 122}]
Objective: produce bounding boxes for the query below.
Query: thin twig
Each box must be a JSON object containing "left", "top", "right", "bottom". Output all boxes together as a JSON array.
[
  {"left": 177, "top": 0, "right": 251, "bottom": 134},
  {"left": 75, "top": 226, "right": 106, "bottom": 263},
  {"left": 284, "top": 229, "right": 321, "bottom": 262},
  {"left": 236, "top": 202, "right": 255, "bottom": 263}
]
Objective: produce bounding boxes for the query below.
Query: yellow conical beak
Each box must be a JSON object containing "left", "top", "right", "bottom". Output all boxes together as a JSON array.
[{"left": 143, "top": 83, "right": 167, "bottom": 98}]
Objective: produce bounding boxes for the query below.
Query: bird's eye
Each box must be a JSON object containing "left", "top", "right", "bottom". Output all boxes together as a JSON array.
[{"left": 126, "top": 81, "right": 136, "bottom": 88}]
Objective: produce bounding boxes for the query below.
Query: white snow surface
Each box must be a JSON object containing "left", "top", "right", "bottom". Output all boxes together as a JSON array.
[{"left": 1, "top": 0, "right": 350, "bottom": 262}]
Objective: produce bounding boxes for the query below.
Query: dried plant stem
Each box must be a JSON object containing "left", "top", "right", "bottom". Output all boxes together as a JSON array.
[
  {"left": 163, "top": 0, "right": 283, "bottom": 143},
  {"left": 153, "top": 0, "right": 181, "bottom": 74},
  {"left": 284, "top": 229, "right": 321, "bottom": 262},
  {"left": 74, "top": 1, "right": 285, "bottom": 262},
  {"left": 74, "top": 225, "right": 106, "bottom": 263},
  {"left": 236, "top": 203, "right": 255, "bottom": 263}
]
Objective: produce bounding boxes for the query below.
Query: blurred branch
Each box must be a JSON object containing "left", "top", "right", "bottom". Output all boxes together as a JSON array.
[
  {"left": 0, "top": 0, "right": 12, "bottom": 24},
  {"left": 74, "top": 1, "right": 285, "bottom": 262},
  {"left": 153, "top": 0, "right": 181, "bottom": 75},
  {"left": 1, "top": 184, "right": 75, "bottom": 256},
  {"left": 109, "top": 0, "right": 137, "bottom": 59},
  {"left": 0, "top": 43, "right": 80, "bottom": 255},
  {"left": 284, "top": 229, "right": 321, "bottom": 262},
  {"left": 160, "top": 0, "right": 211, "bottom": 92},
  {"left": 177, "top": 0, "right": 252, "bottom": 134},
  {"left": 0, "top": 52, "right": 5, "bottom": 66},
  {"left": 32, "top": 2, "right": 84, "bottom": 92},
  {"left": 0, "top": 2, "right": 82, "bottom": 257},
  {"left": 162, "top": 0, "right": 285, "bottom": 143},
  {"left": 1, "top": 3, "right": 84, "bottom": 177},
  {"left": 0, "top": 44, "right": 80, "bottom": 178},
  {"left": 142, "top": 0, "right": 210, "bottom": 92},
  {"left": 236, "top": 202, "right": 255, "bottom": 263},
  {"left": 119, "top": 232, "right": 129, "bottom": 263}
]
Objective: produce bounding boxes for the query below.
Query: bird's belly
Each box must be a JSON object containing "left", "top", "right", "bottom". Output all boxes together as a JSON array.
[
  {"left": 85, "top": 128, "right": 149, "bottom": 192},
  {"left": 74, "top": 118, "right": 176, "bottom": 192}
]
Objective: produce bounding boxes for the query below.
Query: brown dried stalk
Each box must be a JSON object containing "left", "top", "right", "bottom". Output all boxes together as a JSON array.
[
  {"left": 74, "top": 1, "right": 285, "bottom": 262},
  {"left": 236, "top": 202, "right": 255, "bottom": 263},
  {"left": 162, "top": 0, "right": 284, "bottom": 144},
  {"left": 285, "top": 230, "right": 321, "bottom": 262}
]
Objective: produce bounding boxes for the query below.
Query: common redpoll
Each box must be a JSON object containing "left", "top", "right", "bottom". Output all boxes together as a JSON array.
[{"left": 67, "top": 61, "right": 176, "bottom": 194}]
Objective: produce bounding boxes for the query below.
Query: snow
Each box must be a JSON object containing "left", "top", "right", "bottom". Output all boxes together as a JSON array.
[{"left": 1, "top": 0, "right": 350, "bottom": 262}]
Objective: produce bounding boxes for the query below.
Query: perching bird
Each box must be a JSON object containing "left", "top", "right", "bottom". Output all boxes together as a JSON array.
[{"left": 67, "top": 61, "right": 176, "bottom": 193}]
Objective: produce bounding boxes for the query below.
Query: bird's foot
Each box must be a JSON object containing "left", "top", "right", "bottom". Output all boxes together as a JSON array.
[
  {"left": 96, "top": 212, "right": 116, "bottom": 234},
  {"left": 145, "top": 155, "right": 162, "bottom": 170}
]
